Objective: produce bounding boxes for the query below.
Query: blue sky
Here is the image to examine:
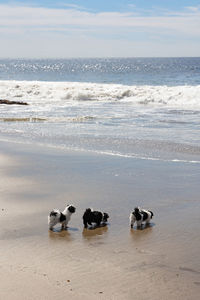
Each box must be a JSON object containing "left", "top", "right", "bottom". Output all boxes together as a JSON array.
[
  {"left": 1, "top": 0, "right": 200, "bottom": 12},
  {"left": 0, "top": 0, "right": 200, "bottom": 57}
]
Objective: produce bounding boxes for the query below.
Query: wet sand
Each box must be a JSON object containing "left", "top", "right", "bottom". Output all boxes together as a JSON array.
[{"left": 0, "top": 140, "right": 200, "bottom": 299}]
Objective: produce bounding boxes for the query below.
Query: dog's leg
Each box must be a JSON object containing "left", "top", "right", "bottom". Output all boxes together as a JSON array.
[
  {"left": 48, "top": 219, "right": 57, "bottom": 230},
  {"left": 61, "top": 221, "right": 68, "bottom": 230},
  {"left": 137, "top": 220, "right": 142, "bottom": 229},
  {"left": 145, "top": 219, "right": 151, "bottom": 227},
  {"left": 130, "top": 220, "right": 134, "bottom": 228},
  {"left": 145, "top": 214, "right": 151, "bottom": 226},
  {"left": 61, "top": 222, "right": 65, "bottom": 230},
  {"left": 129, "top": 213, "right": 135, "bottom": 228}
]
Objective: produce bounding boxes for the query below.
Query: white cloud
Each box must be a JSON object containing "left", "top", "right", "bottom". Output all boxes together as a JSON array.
[
  {"left": 0, "top": 4, "right": 200, "bottom": 57},
  {"left": 59, "top": 2, "right": 88, "bottom": 11},
  {"left": 185, "top": 6, "right": 200, "bottom": 12},
  {"left": 0, "top": 4, "right": 199, "bottom": 33}
]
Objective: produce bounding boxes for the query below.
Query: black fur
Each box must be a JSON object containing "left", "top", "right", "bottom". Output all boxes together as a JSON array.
[
  {"left": 141, "top": 211, "right": 148, "bottom": 221},
  {"left": 59, "top": 212, "right": 66, "bottom": 222},
  {"left": 50, "top": 211, "right": 58, "bottom": 217},
  {"left": 102, "top": 213, "right": 109, "bottom": 223},
  {"left": 68, "top": 205, "right": 76, "bottom": 213},
  {"left": 149, "top": 211, "right": 154, "bottom": 217},
  {"left": 83, "top": 208, "right": 109, "bottom": 228},
  {"left": 132, "top": 207, "right": 154, "bottom": 227},
  {"left": 133, "top": 207, "right": 142, "bottom": 221}
]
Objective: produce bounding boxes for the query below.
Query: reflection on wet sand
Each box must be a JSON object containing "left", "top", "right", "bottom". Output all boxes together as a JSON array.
[
  {"left": 82, "top": 225, "right": 109, "bottom": 241},
  {"left": 48, "top": 229, "right": 73, "bottom": 242},
  {"left": 129, "top": 223, "right": 154, "bottom": 242}
]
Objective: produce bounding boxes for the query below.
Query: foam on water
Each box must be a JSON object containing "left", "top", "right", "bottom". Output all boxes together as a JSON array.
[{"left": 0, "top": 80, "right": 200, "bottom": 109}]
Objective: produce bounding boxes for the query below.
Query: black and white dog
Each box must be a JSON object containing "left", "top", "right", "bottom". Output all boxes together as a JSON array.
[
  {"left": 83, "top": 208, "right": 109, "bottom": 228},
  {"left": 48, "top": 204, "right": 76, "bottom": 230},
  {"left": 130, "top": 207, "right": 154, "bottom": 228}
]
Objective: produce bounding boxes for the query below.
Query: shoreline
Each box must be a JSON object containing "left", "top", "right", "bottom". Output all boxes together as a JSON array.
[
  {"left": 0, "top": 135, "right": 200, "bottom": 166},
  {"left": 0, "top": 139, "right": 200, "bottom": 299}
]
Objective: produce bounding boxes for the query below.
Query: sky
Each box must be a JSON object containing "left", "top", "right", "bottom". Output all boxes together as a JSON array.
[{"left": 0, "top": 0, "right": 200, "bottom": 58}]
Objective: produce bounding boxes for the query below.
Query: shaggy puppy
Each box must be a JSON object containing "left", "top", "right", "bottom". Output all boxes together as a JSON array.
[
  {"left": 48, "top": 205, "right": 76, "bottom": 230},
  {"left": 130, "top": 207, "right": 153, "bottom": 228},
  {"left": 83, "top": 208, "right": 109, "bottom": 228}
]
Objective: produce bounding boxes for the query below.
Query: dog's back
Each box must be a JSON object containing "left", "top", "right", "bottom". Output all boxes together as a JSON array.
[
  {"left": 141, "top": 209, "right": 153, "bottom": 222},
  {"left": 91, "top": 211, "right": 103, "bottom": 222},
  {"left": 83, "top": 209, "right": 105, "bottom": 227}
]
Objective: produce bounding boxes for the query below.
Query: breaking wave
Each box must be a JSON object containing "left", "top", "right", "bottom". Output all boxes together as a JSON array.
[{"left": 0, "top": 80, "right": 200, "bottom": 109}]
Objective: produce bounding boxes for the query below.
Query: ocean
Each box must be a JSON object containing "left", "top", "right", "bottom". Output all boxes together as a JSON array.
[{"left": 0, "top": 57, "right": 200, "bottom": 163}]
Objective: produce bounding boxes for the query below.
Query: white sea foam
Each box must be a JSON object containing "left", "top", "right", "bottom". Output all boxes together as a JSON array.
[
  {"left": 0, "top": 80, "right": 200, "bottom": 163},
  {"left": 0, "top": 80, "right": 200, "bottom": 109}
]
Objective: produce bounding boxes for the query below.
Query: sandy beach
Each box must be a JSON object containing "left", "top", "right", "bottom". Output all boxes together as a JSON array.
[{"left": 0, "top": 140, "right": 200, "bottom": 300}]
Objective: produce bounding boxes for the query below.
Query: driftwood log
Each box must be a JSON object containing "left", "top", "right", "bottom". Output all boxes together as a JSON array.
[{"left": 0, "top": 99, "right": 28, "bottom": 105}]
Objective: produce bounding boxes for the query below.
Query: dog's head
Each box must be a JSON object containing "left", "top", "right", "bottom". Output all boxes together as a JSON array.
[
  {"left": 134, "top": 207, "right": 140, "bottom": 214},
  {"left": 133, "top": 207, "right": 142, "bottom": 221},
  {"left": 67, "top": 205, "right": 76, "bottom": 214},
  {"left": 84, "top": 208, "right": 92, "bottom": 215},
  {"left": 102, "top": 212, "right": 109, "bottom": 222}
]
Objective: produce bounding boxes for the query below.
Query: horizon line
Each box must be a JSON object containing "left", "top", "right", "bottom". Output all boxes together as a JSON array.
[{"left": 0, "top": 56, "right": 200, "bottom": 60}]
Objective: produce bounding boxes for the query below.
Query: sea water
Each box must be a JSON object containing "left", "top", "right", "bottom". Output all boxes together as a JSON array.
[{"left": 0, "top": 57, "right": 200, "bottom": 163}]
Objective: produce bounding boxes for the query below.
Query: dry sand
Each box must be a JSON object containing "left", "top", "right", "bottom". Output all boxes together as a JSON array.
[{"left": 0, "top": 140, "right": 200, "bottom": 300}]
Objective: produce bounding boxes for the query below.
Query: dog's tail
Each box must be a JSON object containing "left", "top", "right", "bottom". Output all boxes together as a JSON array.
[
  {"left": 149, "top": 211, "right": 154, "bottom": 218},
  {"left": 50, "top": 211, "right": 58, "bottom": 217}
]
